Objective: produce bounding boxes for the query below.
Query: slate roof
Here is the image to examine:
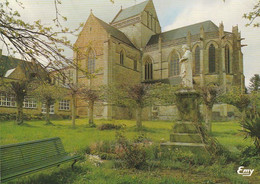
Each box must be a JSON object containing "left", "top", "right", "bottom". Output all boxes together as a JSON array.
[
  {"left": 111, "top": 0, "right": 149, "bottom": 23},
  {"left": 4, "top": 68, "right": 16, "bottom": 77},
  {"left": 147, "top": 20, "right": 219, "bottom": 46},
  {"left": 95, "top": 16, "right": 136, "bottom": 48},
  {"left": 0, "top": 54, "right": 48, "bottom": 80},
  {"left": 0, "top": 55, "right": 24, "bottom": 77}
]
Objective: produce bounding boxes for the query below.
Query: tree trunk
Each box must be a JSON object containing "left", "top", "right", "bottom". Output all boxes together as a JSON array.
[
  {"left": 71, "top": 93, "right": 76, "bottom": 129},
  {"left": 136, "top": 106, "right": 143, "bottom": 130},
  {"left": 205, "top": 105, "right": 212, "bottom": 132},
  {"left": 16, "top": 99, "right": 24, "bottom": 125},
  {"left": 88, "top": 100, "right": 95, "bottom": 127},
  {"left": 241, "top": 109, "right": 246, "bottom": 123}
]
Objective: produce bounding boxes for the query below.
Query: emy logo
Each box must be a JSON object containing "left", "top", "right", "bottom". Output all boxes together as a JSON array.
[{"left": 237, "top": 166, "right": 254, "bottom": 176}]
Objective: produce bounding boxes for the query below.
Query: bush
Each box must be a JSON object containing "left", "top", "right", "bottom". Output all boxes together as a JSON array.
[
  {"left": 240, "top": 146, "right": 260, "bottom": 166},
  {"left": 98, "top": 123, "right": 122, "bottom": 130},
  {"left": 0, "top": 113, "right": 44, "bottom": 121},
  {"left": 115, "top": 131, "right": 147, "bottom": 169},
  {"left": 118, "top": 143, "right": 147, "bottom": 169}
]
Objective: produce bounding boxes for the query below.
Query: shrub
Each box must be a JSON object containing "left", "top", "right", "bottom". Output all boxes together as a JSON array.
[
  {"left": 119, "top": 143, "right": 147, "bottom": 169},
  {"left": 98, "top": 123, "right": 122, "bottom": 130},
  {"left": 115, "top": 131, "right": 147, "bottom": 169},
  {"left": 240, "top": 146, "right": 260, "bottom": 166}
]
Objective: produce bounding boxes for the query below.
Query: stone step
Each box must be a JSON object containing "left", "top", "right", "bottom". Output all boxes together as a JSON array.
[
  {"left": 171, "top": 133, "right": 200, "bottom": 135},
  {"left": 170, "top": 133, "right": 202, "bottom": 143},
  {"left": 161, "top": 142, "right": 205, "bottom": 147},
  {"left": 173, "top": 123, "right": 198, "bottom": 133}
]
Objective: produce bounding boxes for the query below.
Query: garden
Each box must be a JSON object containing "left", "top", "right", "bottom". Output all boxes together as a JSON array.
[{"left": 1, "top": 119, "right": 259, "bottom": 184}]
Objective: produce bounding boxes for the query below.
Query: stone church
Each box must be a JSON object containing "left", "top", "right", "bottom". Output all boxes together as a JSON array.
[{"left": 74, "top": 0, "right": 245, "bottom": 120}]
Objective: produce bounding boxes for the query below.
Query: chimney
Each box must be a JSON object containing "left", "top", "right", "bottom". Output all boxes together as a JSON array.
[
  {"left": 219, "top": 21, "right": 224, "bottom": 39},
  {"left": 200, "top": 25, "right": 205, "bottom": 40},
  {"left": 187, "top": 31, "right": 191, "bottom": 49},
  {"left": 232, "top": 25, "right": 239, "bottom": 37}
]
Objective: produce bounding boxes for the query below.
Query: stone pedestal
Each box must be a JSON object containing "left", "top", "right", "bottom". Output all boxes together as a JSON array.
[
  {"left": 161, "top": 89, "right": 205, "bottom": 148},
  {"left": 175, "top": 89, "right": 200, "bottom": 122}
]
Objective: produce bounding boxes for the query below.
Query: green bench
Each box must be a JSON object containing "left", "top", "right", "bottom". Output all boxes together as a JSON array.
[{"left": 0, "top": 137, "right": 80, "bottom": 183}]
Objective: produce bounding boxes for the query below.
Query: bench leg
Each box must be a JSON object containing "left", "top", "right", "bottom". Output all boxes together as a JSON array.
[{"left": 71, "top": 159, "right": 77, "bottom": 170}]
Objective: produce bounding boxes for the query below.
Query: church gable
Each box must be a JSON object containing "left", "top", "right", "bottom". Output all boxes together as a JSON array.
[
  {"left": 74, "top": 13, "right": 108, "bottom": 49},
  {"left": 141, "top": 0, "right": 161, "bottom": 34},
  {"left": 111, "top": 0, "right": 149, "bottom": 24}
]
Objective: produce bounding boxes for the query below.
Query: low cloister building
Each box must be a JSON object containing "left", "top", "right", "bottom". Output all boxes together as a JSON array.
[{"left": 74, "top": 0, "right": 244, "bottom": 121}]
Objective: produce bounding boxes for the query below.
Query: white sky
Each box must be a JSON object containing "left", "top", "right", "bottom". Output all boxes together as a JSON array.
[{"left": 1, "top": 0, "right": 259, "bottom": 87}]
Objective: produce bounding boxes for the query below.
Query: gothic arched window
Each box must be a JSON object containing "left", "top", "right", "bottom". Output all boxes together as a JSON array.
[
  {"left": 145, "top": 58, "right": 153, "bottom": 80},
  {"left": 208, "top": 44, "right": 216, "bottom": 73},
  {"left": 87, "top": 49, "right": 95, "bottom": 74},
  {"left": 225, "top": 45, "right": 231, "bottom": 74},
  {"left": 120, "top": 51, "right": 124, "bottom": 65},
  {"left": 134, "top": 59, "right": 137, "bottom": 71},
  {"left": 170, "top": 52, "right": 179, "bottom": 76},
  {"left": 195, "top": 46, "right": 200, "bottom": 74}
]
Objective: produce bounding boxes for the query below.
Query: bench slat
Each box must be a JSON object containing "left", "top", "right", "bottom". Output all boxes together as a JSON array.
[
  {"left": 0, "top": 137, "right": 80, "bottom": 183},
  {"left": 2, "top": 155, "right": 80, "bottom": 183}
]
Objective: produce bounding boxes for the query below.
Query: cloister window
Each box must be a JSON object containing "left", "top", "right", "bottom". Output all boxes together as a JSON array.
[
  {"left": 144, "top": 58, "right": 153, "bottom": 80},
  {"left": 195, "top": 46, "right": 200, "bottom": 74},
  {"left": 208, "top": 44, "right": 216, "bottom": 73},
  {"left": 23, "top": 97, "right": 37, "bottom": 109},
  {"left": 42, "top": 104, "right": 55, "bottom": 114},
  {"left": 59, "top": 100, "right": 70, "bottom": 110},
  {"left": 87, "top": 49, "right": 95, "bottom": 74},
  {"left": 170, "top": 52, "right": 179, "bottom": 76},
  {"left": 0, "top": 92, "right": 16, "bottom": 107},
  {"left": 120, "top": 51, "right": 124, "bottom": 65},
  {"left": 225, "top": 45, "right": 231, "bottom": 74}
]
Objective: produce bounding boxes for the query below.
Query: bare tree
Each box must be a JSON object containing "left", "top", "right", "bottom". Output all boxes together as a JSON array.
[{"left": 80, "top": 87, "right": 100, "bottom": 127}]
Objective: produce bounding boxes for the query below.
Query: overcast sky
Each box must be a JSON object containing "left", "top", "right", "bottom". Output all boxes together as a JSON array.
[{"left": 1, "top": 0, "right": 259, "bottom": 87}]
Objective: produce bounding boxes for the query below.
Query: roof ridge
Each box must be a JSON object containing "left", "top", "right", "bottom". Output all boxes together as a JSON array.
[
  {"left": 94, "top": 15, "right": 136, "bottom": 48},
  {"left": 121, "top": 0, "right": 149, "bottom": 11},
  {"left": 111, "top": 0, "right": 150, "bottom": 24},
  {"left": 163, "top": 20, "right": 217, "bottom": 34}
]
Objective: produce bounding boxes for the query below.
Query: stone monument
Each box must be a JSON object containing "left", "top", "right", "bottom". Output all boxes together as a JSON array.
[
  {"left": 179, "top": 45, "right": 193, "bottom": 89},
  {"left": 161, "top": 45, "right": 204, "bottom": 148}
]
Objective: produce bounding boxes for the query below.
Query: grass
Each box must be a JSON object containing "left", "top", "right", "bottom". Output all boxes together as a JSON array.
[
  {"left": 0, "top": 119, "right": 251, "bottom": 153},
  {"left": 0, "top": 119, "right": 256, "bottom": 184}
]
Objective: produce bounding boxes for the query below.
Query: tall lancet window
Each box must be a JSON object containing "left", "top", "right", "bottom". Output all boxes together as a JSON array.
[
  {"left": 145, "top": 57, "right": 153, "bottom": 80},
  {"left": 170, "top": 52, "right": 179, "bottom": 76},
  {"left": 87, "top": 49, "right": 95, "bottom": 74},
  {"left": 225, "top": 45, "right": 231, "bottom": 74},
  {"left": 120, "top": 51, "right": 124, "bottom": 65},
  {"left": 208, "top": 44, "right": 216, "bottom": 73},
  {"left": 195, "top": 46, "right": 200, "bottom": 74}
]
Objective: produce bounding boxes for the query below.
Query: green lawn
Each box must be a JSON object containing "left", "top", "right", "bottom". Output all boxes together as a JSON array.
[
  {"left": 0, "top": 119, "right": 251, "bottom": 153},
  {"left": 0, "top": 119, "right": 256, "bottom": 184}
]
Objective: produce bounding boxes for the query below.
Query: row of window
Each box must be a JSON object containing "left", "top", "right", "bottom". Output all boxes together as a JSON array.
[
  {"left": 86, "top": 49, "right": 139, "bottom": 73},
  {"left": 146, "top": 11, "right": 157, "bottom": 32},
  {"left": 0, "top": 93, "right": 70, "bottom": 111},
  {"left": 120, "top": 51, "right": 138, "bottom": 71},
  {"left": 144, "top": 44, "right": 231, "bottom": 80}
]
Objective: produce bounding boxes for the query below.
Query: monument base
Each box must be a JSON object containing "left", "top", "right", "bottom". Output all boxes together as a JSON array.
[{"left": 161, "top": 89, "right": 205, "bottom": 149}]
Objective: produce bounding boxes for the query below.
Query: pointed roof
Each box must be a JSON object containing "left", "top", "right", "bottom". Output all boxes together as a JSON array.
[
  {"left": 111, "top": 0, "right": 149, "bottom": 23},
  {"left": 95, "top": 16, "right": 136, "bottom": 48},
  {"left": 147, "top": 20, "right": 219, "bottom": 46},
  {"left": 0, "top": 55, "right": 24, "bottom": 77},
  {"left": 4, "top": 68, "right": 16, "bottom": 77}
]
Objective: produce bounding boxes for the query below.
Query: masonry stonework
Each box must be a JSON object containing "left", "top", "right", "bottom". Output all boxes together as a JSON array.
[{"left": 73, "top": 0, "right": 245, "bottom": 121}]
